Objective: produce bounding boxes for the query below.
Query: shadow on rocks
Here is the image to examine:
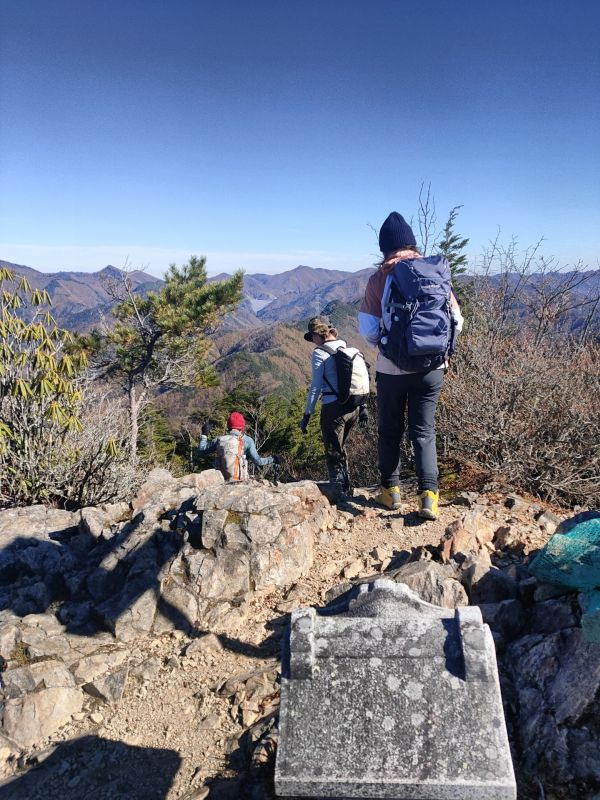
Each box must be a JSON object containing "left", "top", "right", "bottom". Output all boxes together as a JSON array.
[
  {"left": 189, "top": 625, "right": 283, "bottom": 660},
  {"left": 0, "top": 512, "right": 284, "bottom": 660},
  {"left": 194, "top": 713, "right": 278, "bottom": 800},
  {"left": 0, "top": 513, "right": 180, "bottom": 634},
  {"left": 0, "top": 735, "right": 182, "bottom": 800}
]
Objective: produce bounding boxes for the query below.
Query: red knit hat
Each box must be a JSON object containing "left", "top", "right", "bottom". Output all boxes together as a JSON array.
[{"left": 227, "top": 411, "right": 245, "bottom": 431}]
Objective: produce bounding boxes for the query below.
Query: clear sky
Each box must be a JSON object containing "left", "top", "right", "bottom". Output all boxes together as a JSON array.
[{"left": 1, "top": 0, "right": 599, "bottom": 278}]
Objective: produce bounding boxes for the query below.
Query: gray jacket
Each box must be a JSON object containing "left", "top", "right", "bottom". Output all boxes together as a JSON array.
[{"left": 304, "top": 339, "right": 346, "bottom": 415}]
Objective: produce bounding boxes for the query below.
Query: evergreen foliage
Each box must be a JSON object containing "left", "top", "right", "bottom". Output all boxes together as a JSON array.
[
  {"left": 82, "top": 256, "right": 243, "bottom": 463},
  {"left": 0, "top": 267, "right": 85, "bottom": 503},
  {"left": 436, "top": 206, "right": 471, "bottom": 308},
  {"left": 0, "top": 266, "right": 135, "bottom": 507},
  {"left": 0, "top": 267, "right": 88, "bottom": 504},
  {"left": 436, "top": 206, "right": 469, "bottom": 278},
  {"left": 138, "top": 406, "right": 176, "bottom": 465},
  {"left": 191, "top": 384, "right": 325, "bottom": 480}
]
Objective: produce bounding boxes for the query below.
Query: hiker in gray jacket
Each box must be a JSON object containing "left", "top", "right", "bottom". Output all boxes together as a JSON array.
[{"left": 299, "top": 316, "right": 363, "bottom": 492}]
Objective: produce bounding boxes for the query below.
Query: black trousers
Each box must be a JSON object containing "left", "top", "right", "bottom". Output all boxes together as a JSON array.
[
  {"left": 376, "top": 369, "right": 444, "bottom": 492},
  {"left": 320, "top": 401, "right": 359, "bottom": 488}
]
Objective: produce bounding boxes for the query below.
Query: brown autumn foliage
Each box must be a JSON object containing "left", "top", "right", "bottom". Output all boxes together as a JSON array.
[
  {"left": 438, "top": 265, "right": 600, "bottom": 507},
  {"left": 346, "top": 255, "right": 600, "bottom": 508}
]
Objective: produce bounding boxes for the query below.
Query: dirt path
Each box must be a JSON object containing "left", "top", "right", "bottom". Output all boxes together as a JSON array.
[{"left": 4, "top": 484, "right": 553, "bottom": 800}]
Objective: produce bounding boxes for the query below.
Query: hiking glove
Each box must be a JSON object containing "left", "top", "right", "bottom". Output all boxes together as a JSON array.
[
  {"left": 451, "top": 306, "right": 464, "bottom": 333},
  {"left": 272, "top": 454, "right": 280, "bottom": 465},
  {"left": 359, "top": 407, "right": 369, "bottom": 429},
  {"left": 299, "top": 414, "right": 310, "bottom": 434},
  {"left": 201, "top": 420, "right": 215, "bottom": 437}
]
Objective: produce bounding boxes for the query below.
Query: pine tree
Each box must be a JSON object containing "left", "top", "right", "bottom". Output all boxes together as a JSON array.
[
  {"left": 138, "top": 406, "right": 176, "bottom": 465},
  {"left": 82, "top": 256, "right": 243, "bottom": 463},
  {"left": 437, "top": 206, "right": 469, "bottom": 279},
  {"left": 196, "top": 386, "right": 325, "bottom": 481},
  {"left": 436, "top": 206, "right": 471, "bottom": 307}
]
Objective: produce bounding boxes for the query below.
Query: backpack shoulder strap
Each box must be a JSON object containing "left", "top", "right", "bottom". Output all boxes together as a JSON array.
[
  {"left": 390, "top": 259, "right": 412, "bottom": 281},
  {"left": 233, "top": 434, "right": 244, "bottom": 480},
  {"left": 315, "top": 343, "right": 340, "bottom": 396}
]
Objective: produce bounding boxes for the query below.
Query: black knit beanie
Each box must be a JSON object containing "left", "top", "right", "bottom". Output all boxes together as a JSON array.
[{"left": 378, "top": 212, "right": 417, "bottom": 254}]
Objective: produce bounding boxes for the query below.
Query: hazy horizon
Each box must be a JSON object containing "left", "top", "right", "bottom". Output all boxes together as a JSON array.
[{"left": 3, "top": 252, "right": 598, "bottom": 283}]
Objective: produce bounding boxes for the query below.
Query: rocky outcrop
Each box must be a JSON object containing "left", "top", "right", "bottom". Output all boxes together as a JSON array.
[
  {"left": 320, "top": 498, "right": 600, "bottom": 799},
  {"left": 1, "top": 479, "right": 598, "bottom": 800},
  {"left": 434, "top": 499, "right": 600, "bottom": 799},
  {"left": 3, "top": 686, "right": 84, "bottom": 749},
  {"left": 0, "top": 470, "right": 332, "bottom": 754},
  {"left": 385, "top": 559, "right": 469, "bottom": 608},
  {"left": 504, "top": 627, "right": 600, "bottom": 793}
]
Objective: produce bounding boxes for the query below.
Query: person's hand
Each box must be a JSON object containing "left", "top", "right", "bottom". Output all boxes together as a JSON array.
[
  {"left": 201, "top": 420, "right": 216, "bottom": 437},
  {"left": 358, "top": 407, "right": 369, "bottom": 429},
  {"left": 299, "top": 414, "right": 310, "bottom": 434},
  {"left": 272, "top": 454, "right": 280, "bottom": 465},
  {"left": 451, "top": 306, "right": 464, "bottom": 333}
]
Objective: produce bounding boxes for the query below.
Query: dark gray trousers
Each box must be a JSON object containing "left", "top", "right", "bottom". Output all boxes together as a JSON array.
[
  {"left": 320, "top": 401, "right": 359, "bottom": 488},
  {"left": 376, "top": 370, "right": 444, "bottom": 492}
]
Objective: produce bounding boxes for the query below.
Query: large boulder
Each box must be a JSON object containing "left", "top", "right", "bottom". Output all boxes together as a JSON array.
[
  {"left": 0, "top": 474, "right": 332, "bottom": 753},
  {"left": 130, "top": 467, "right": 223, "bottom": 514},
  {"left": 94, "top": 479, "right": 329, "bottom": 639},
  {"left": 503, "top": 628, "right": 600, "bottom": 795},
  {"left": 0, "top": 507, "right": 80, "bottom": 619},
  {"left": 1, "top": 687, "right": 84, "bottom": 748},
  {"left": 0, "top": 507, "right": 79, "bottom": 547},
  {"left": 194, "top": 480, "right": 330, "bottom": 591}
]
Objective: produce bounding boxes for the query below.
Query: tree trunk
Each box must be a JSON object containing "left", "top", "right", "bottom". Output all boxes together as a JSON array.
[{"left": 128, "top": 383, "right": 144, "bottom": 465}]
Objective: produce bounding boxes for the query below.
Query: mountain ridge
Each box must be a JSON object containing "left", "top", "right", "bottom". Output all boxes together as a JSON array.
[
  {"left": 6, "top": 258, "right": 597, "bottom": 334},
  {"left": 4, "top": 256, "right": 598, "bottom": 424},
  {"left": 0, "top": 260, "right": 164, "bottom": 331},
  {"left": 0, "top": 259, "right": 375, "bottom": 332}
]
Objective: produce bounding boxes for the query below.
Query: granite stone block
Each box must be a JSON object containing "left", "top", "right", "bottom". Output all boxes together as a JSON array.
[{"left": 275, "top": 579, "right": 516, "bottom": 799}]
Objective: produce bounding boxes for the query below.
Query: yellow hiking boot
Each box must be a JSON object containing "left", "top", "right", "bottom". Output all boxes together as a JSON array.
[
  {"left": 418, "top": 490, "right": 439, "bottom": 520},
  {"left": 374, "top": 486, "right": 402, "bottom": 510}
]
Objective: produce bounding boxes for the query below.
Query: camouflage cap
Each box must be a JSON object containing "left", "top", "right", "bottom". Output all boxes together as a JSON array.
[{"left": 303, "top": 316, "right": 332, "bottom": 341}]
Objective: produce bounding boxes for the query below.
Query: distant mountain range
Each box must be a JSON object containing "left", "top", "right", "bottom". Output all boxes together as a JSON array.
[
  {"left": 0, "top": 260, "right": 374, "bottom": 333},
  {"left": 211, "top": 265, "right": 375, "bottom": 330},
  {"left": 3, "top": 258, "right": 598, "bottom": 405},
  {"left": 0, "top": 261, "right": 164, "bottom": 331},
  {"left": 0, "top": 260, "right": 376, "bottom": 401}
]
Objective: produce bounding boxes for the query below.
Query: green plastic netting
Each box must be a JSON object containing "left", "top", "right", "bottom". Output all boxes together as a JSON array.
[{"left": 529, "top": 510, "right": 600, "bottom": 591}]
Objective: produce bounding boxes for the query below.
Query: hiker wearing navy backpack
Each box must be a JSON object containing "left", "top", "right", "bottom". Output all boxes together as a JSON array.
[
  {"left": 198, "top": 411, "right": 276, "bottom": 481},
  {"left": 299, "top": 316, "right": 369, "bottom": 494},
  {"left": 359, "top": 212, "right": 464, "bottom": 519}
]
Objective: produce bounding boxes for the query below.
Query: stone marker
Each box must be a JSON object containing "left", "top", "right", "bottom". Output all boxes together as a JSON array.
[{"left": 275, "top": 579, "right": 516, "bottom": 799}]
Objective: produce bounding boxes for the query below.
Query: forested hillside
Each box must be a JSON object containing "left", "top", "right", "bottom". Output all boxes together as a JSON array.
[{"left": 2, "top": 255, "right": 599, "bottom": 508}]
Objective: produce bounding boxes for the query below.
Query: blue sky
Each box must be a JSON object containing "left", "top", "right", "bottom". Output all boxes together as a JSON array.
[{"left": 1, "top": 0, "right": 599, "bottom": 278}]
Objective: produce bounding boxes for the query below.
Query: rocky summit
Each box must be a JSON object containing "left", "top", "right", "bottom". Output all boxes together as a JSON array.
[{"left": 0, "top": 473, "right": 599, "bottom": 800}]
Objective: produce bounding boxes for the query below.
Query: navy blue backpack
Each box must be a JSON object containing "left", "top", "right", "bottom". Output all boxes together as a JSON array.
[{"left": 380, "top": 255, "right": 457, "bottom": 371}]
